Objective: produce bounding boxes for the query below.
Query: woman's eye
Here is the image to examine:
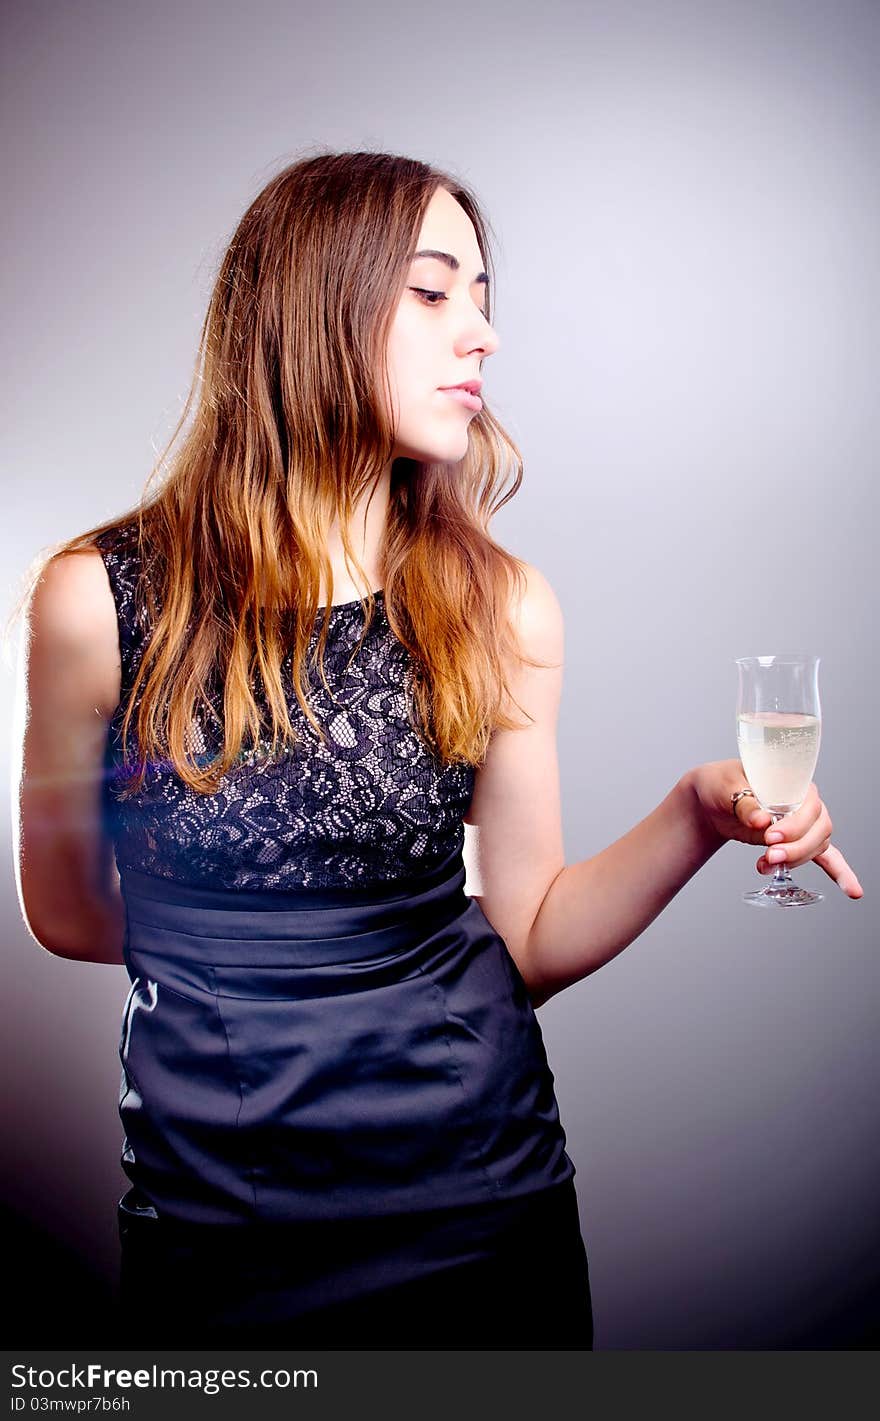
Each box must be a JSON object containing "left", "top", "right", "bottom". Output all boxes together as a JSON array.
[{"left": 410, "top": 287, "right": 447, "bottom": 306}]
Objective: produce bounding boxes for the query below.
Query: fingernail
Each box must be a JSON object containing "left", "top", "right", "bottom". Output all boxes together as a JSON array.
[
  {"left": 767, "top": 848, "right": 786, "bottom": 863},
  {"left": 766, "top": 831, "right": 784, "bottom": 843},
  {"left": 748, "top": 811, "right": 763, "bottom": 826}
]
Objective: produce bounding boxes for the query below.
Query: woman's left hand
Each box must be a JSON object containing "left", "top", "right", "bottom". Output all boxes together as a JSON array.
[{"left": 687, "top": 759, "right": 864, "bottom": 899}]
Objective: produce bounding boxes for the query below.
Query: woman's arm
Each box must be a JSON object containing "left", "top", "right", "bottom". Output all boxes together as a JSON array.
[
  {"left": 12, "top": 549, "right": 127, "bottom": 965},
  {"left": 466, "top": 564, "right": 862, "bottom": 1010},
  {"left": 521, "top": 772, "right": 721, "bottom": 1006}
]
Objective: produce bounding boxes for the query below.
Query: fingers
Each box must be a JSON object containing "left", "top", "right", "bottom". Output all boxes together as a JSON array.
[
  {"left": 756, "top": 838, "right": 863, "bottom": 899},
  {"left": 762, "top": 785, "right": 831, "bottom": 860},
  {"left": 812, "top": 846, "right": 864, "bottom": 899},
  {"left": 737, "top": 798, "right": 771, "bottom": 829},
  {"left": 740, "top": 780, "right": 862, "bottom": 900},
  {"left": 756, "top": 845, "right": 862, "bottom": 897},
  {"left": 767, "top": 781, "right": 822, "bottom": 838},
  {"left": 734, "top": 793, "right": 772, "bottom": 834},
  {"left": 731, "top": 776, "right": 822, "bottom": 834}
]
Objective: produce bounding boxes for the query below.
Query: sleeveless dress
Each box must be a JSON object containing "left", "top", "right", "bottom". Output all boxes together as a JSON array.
[{"left": 95, "top": 524, "right": 593, "bottom": 1349}]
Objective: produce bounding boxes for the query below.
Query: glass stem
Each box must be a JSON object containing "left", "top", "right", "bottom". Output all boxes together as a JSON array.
[{"left": 769, "top": 812, "right": 793, "bottom": 885}]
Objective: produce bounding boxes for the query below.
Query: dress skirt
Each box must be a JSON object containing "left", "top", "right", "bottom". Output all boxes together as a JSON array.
[{"left": 114, "top": 847, "right": 593, "bottom": 1348}]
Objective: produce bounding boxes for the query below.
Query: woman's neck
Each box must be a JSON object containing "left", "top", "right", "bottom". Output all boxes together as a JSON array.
[{"left": 321, "top": 464, "right": 391, "bottom": 603}]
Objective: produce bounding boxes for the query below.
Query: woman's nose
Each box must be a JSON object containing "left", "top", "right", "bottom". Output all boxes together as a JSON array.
[{"left": 456, "top": 310, "right": 500, "bottom": 360}]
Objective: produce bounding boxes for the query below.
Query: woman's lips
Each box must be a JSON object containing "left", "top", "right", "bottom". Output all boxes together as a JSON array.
[{"left": 439, "top": 388, "right": 483, "bottom": 412}]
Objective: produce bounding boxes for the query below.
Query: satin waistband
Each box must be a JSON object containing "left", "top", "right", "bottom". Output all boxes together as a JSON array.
[{"left": 118, "top": 847, "right": 471, "bottom": 969}]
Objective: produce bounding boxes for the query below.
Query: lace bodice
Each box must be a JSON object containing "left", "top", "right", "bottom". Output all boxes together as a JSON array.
[{"left": 96, "top": 526, "right": 476, "bottom": 890}]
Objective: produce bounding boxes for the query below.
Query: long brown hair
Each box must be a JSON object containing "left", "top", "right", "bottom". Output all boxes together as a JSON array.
[{"left": 8, "top": 150, "right": 544, "bottom": 796}]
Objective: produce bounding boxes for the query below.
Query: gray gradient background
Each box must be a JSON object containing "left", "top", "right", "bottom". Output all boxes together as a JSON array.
[{"left": 2, "top": 0, "right": 877, "bottom": 1350}]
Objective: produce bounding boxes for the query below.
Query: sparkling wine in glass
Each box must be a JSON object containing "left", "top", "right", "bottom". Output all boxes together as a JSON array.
[{"left": 735, "top": 654, "right": 822, "bottom": 907}]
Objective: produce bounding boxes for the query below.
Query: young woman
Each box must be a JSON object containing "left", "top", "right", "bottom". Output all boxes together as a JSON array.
[{"left": 12, "top": 152, "right": 862, "bottom": 1350}]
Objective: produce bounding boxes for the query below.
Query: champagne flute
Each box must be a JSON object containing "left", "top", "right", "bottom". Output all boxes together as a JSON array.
[{"left": 735, "top": 654, "right": 822, "bottom": 907}]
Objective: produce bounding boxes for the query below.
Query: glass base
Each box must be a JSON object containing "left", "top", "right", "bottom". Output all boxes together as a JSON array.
[{"left": 743, "top": 881, "right": 824, "bottom": 907}]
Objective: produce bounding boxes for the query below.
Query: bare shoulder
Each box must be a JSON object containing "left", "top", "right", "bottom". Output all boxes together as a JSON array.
[
  {"left": 506, "top": 560, "right": 565, "bottom": 668},
  {"left": 28, "top": 545, "right": 117, "bottom": 629},
  {"left": 495, "top": 560, "right": 564, "bottom": 727},
  {"left": 25, "top": 546, "right": 121, "bottom": 721},
  {"left": 464, "top": 559, "right": 565, "bottom": 824}
]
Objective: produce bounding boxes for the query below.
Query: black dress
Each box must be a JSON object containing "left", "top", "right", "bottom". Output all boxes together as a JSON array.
[{"left": 96, "top": 526, "right": 593, "bottom": 1349}]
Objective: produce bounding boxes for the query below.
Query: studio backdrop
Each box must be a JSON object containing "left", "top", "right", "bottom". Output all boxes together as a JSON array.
[{"left": 2, "top": 0, "right": 877, "bottom": 1349}]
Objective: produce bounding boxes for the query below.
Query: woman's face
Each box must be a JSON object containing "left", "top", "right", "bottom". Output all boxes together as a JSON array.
[{"left": 385, "top": 185, "right": 500, "bottom": 464}]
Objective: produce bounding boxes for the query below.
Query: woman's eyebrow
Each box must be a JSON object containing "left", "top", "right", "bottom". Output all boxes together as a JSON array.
[{"left": 411, "top": 249, "right": 489, "bottom": 288}]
